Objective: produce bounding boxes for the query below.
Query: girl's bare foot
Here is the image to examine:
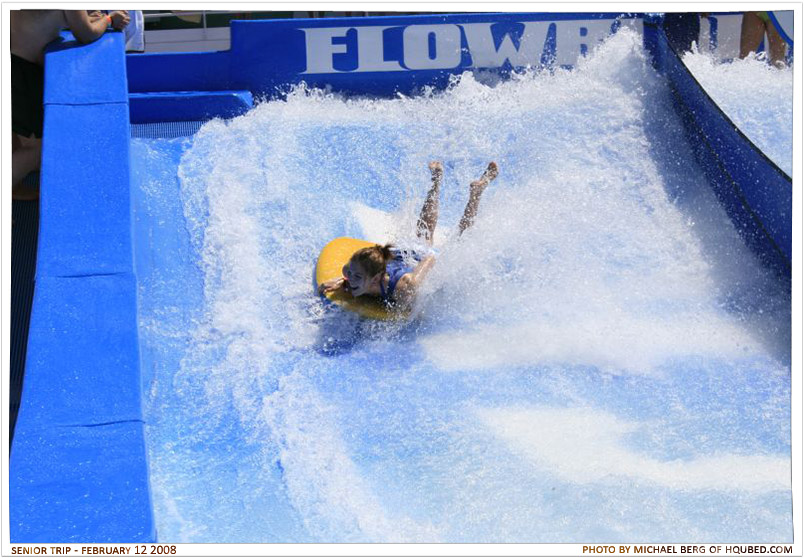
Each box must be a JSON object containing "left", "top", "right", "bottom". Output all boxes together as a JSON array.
[
  {"left": 429, "top": 160, "right": 444, "bottom": 180},
  {"left": 469, "top": 162, "right": 498, "bottom": 196},
  {"left": 458, "top": 162, "right": 499, "bottom": 235}
]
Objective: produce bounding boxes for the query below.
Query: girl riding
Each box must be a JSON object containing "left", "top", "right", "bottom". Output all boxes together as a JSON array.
[{"left": 318, "top": 160, "right": 499, "bottom": 309}]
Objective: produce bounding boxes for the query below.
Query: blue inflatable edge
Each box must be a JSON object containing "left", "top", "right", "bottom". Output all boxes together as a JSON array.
[
  {"left": 645, "top": 20, "right": 792, "bottom": 277},
  {"left": 10, "top": 32, "right": 156, "bottom": 543}
]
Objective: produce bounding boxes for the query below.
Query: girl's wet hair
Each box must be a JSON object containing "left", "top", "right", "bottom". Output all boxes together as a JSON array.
[{"left": 350, "top": 244, "right": 394, "bottom": 277}]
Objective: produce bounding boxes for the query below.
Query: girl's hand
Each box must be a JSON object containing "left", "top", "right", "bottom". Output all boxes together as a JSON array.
[
  {"left": 110, "top": 10, "right": 130, "bottom": 30},
  {"left": 319, "top": 277, "right": 346, "bottom": 295}
]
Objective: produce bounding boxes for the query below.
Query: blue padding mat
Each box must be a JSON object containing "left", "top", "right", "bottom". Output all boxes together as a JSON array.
[
  {"left": 37, "top": 103, "right": 132, "bottom": 279},
  {"left": 11, "top": 422, "right": 153, "bottom": 543},
  {"left": 18, "top": 274, "right": 142, "bottom": 427},
  {"left": 131, "top": 120, "right": 206, "bottom": 138}
]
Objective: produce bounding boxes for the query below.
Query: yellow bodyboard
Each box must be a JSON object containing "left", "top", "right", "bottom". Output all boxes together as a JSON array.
[{"left": 315, "top": 237, "right": 405, "bottom": 321}]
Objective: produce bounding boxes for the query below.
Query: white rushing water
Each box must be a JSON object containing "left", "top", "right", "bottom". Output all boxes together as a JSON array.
[
  {"left": 132, "top": 29, "right": 792, "bottom": 543},
  {"left": 682, "top": 49, "right": 794, "bottom": 175}
]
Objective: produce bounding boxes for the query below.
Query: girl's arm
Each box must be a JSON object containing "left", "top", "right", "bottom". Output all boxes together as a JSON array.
[{"left": 393, "top": 255, "right": 435, "bottom": 305}]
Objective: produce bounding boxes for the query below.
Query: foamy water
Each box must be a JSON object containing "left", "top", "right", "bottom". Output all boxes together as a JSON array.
[
  {"left": 682, "top": 49, "right": 793, "bottom": 175},
  {"left": 132, "top": 29, "right": 792, "bottom": 543}
]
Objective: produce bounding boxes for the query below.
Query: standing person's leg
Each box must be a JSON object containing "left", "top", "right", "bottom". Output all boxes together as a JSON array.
[
  {"left": 416, "top": 161, "right": 444, "bottom": 245},
  {"left": 458, "top": 162, "right": 498, "bottom": 235},
  {"left": 11, "top": 53, "right": 44, "bottom": 200},
  {"left": 12, "top": 133, "right": 41, "bottom": 200},
  {"left": 740, "top": 12, "right": 766, "bottom": 58},
  {"left": 765, "top": 21, "right": 787, "bottom": 66}
]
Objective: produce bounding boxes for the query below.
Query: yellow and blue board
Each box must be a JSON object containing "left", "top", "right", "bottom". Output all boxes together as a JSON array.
[{"left": 315, "top": 237, "right": 404, "bottom": 321}]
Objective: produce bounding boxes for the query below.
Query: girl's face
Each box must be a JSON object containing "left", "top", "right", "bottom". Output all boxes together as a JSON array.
[{"left": 343, "top": 260, "right": 379, "bottom": 297}]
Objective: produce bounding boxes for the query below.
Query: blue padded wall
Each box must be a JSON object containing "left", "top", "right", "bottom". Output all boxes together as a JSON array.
[
  {"left": 646, "top": 21, "right": 792, "bottom": 277},
  {"left": 126, "top": 50, "right": 230, "bottom": 93},
  {"left": 36, "top": 103, "right": 133, "bottom": 278},
  {"left": 44, "top": 31, "right": 128, "bottom": 104},
  {"left": 18, "top": 275, "right": 143, "bottom": 427},
  {"left": 10, "top": 31, "right": 155, "bottom": 543},
  {"left": 12, "top": 422, "right": 152, "bottom": 542}
]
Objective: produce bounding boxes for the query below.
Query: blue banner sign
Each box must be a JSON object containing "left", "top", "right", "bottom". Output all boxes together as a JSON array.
[
  {"left": 129, "top": 13, "right": 643, "bottom": 97},
  {"left": 231, "top": 13, "right": 641, "bottom": 96}
]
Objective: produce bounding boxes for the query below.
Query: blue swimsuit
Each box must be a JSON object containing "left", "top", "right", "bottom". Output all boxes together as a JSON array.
[{"left": 379, "top": 249, "right": 422, "bottom": 304}]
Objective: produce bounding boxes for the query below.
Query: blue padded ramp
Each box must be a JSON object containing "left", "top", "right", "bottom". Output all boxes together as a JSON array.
[
  {"left": 36, "top": 103, "right": 133, "bottom": 279},
  {"left": 16, "top": 275, "right": 142, "bottom": 427},
  {"left": 10, "top": 32, "right": 154, "bottom": 543},
  {"left": 11, "top": 422, "right": 152, "bottom": 543},
  {"left": 44, "top": 31, "right": 128, "bottom": 104}
]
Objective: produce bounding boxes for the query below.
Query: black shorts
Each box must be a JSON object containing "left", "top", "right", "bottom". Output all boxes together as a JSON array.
[{"left": 12, "top": 54, "right": 44, "bottom": 138}]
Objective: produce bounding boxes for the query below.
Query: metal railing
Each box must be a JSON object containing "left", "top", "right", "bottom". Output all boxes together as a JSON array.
[
  {"left": 143, "top": 10, "right": 430, "bottom": 30},
  {"left": 143, "top": 10, "right": 381, "bottom": 30},
  {"left": 144, "top": 10, "right": 227, "bottom": 29}
]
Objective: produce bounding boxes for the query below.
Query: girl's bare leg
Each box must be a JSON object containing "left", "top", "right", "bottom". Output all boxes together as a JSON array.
[
  {"left": 416, "top": 161, "right": 443, "bottom": 245},
  {"left": 458, "top": 162, "right": 498, "bottom": 235}
]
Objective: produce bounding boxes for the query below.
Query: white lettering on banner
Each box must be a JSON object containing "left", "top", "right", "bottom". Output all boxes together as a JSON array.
[
  {"left": 554, "top": 20, "right": 616, "bottom": 66},
  {"left": 301, "top": 27, "right": 349, "bottom": 73},
  {"left": 357, "top": 26, "right": 404, "bottom": 72},
  {"left": 461, "top": 21, "right": 551, "bottom": 67},
  {"left": 402, "top": 24, "right": 462, "bottom": 70},
  {"left": 301, "top": 19, "right": 634, "bottom": 74}
]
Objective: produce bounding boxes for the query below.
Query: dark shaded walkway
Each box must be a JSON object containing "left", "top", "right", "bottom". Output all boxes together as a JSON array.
[{"left": 10, "top": 180, "right": 39, "bottom": 447}]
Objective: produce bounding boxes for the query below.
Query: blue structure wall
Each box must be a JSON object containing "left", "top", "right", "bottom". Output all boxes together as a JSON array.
[{"left": 10, "top": 32, "right": 155, "bottom": 543}]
